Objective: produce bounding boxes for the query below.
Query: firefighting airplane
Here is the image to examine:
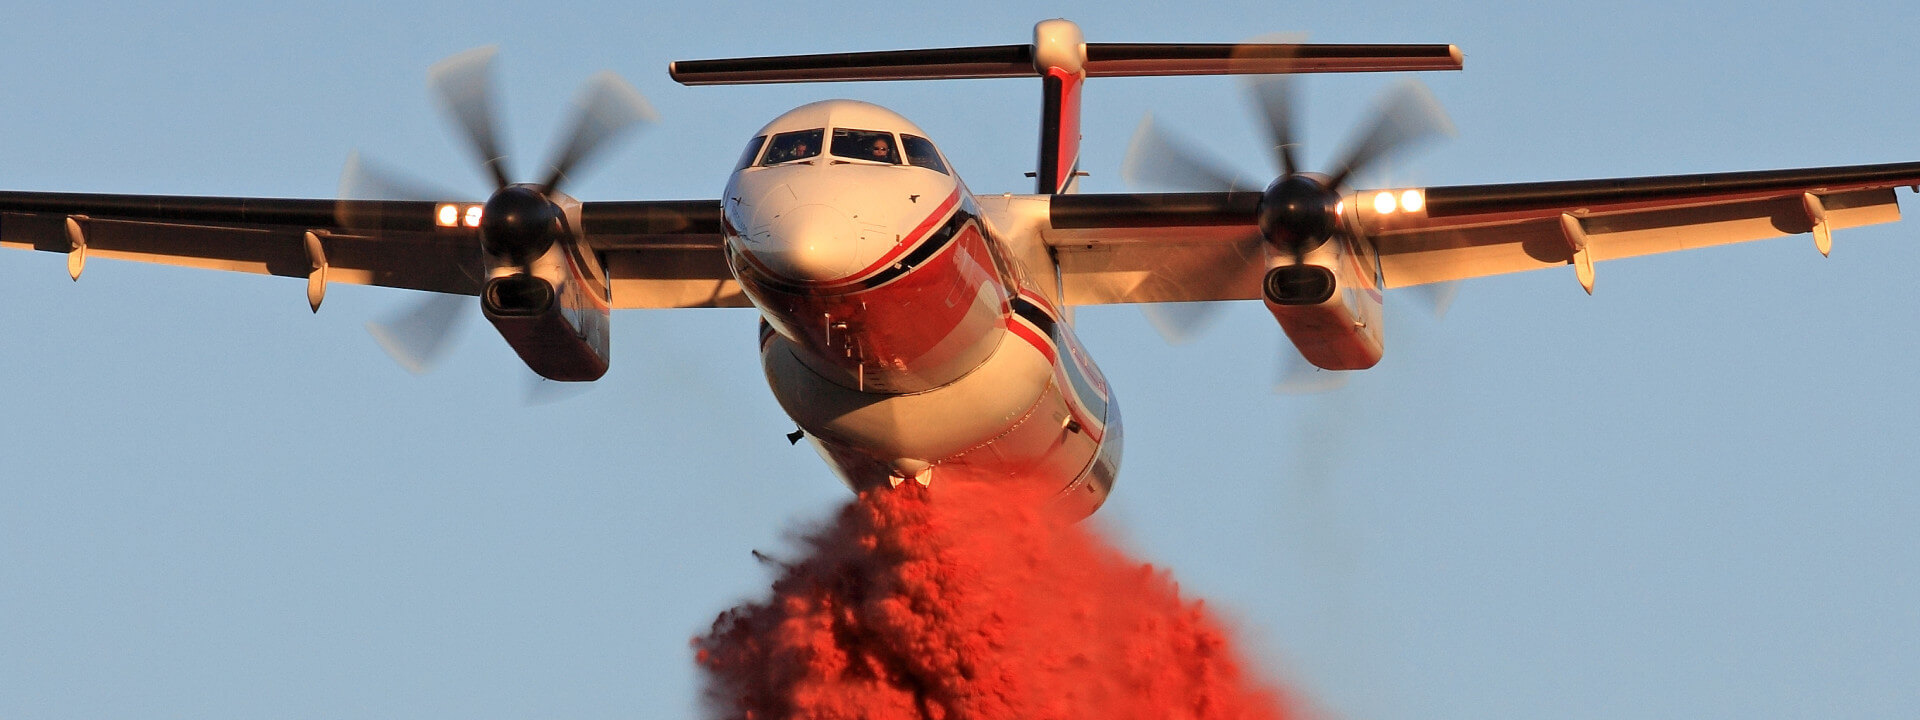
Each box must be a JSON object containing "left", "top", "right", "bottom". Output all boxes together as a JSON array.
[{"left": 5, "top": 19, "right": 1919, "bottom": 516}]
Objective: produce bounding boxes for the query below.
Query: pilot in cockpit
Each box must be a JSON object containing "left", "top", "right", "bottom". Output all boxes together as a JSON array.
[
  {"left": 829, "top": 128, "right": 898, "bottom": 164},
  {"left": 759, "top": 129, "right": 823, "bottom": 166}
]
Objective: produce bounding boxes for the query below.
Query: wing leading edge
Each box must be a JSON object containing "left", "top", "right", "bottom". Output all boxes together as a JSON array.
[
  {"left": 1041, "top": 161, "right": 1920, "bottom": 304},
  {"left": 9, "top": 160, "right": 1918, "bottom": 310},
  {"left": 0, "top": 192, "right": 737, "bottom": 309}
]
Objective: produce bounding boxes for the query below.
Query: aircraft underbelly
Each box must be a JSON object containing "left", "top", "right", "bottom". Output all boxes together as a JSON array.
[{"left": 762, "top": 318, "right": 1119, "bottom": 517}]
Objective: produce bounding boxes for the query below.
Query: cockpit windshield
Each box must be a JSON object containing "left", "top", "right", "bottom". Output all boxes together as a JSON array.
[
  {"left": 901, "top": 135, "right": 948, "bottom": 175},
  {"left": 830, "top": 128, "right": 898, "bottom": 164},
  {"left": 736, "top": 135, "right": 767, "bottom": 170},
  {"left": 751, "top": 126, "right": 947, "bottom": 175},
  {"left": 759, "top": 129, "right": 824, "bottom": 166}
]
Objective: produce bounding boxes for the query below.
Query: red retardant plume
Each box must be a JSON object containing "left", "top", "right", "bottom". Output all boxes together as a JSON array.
[{"left": 694, "top": 485, "right": 1294, "bottom": 720}]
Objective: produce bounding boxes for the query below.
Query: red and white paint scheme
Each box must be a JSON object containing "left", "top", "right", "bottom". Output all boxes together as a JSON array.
[
  {"left": 727, "top": 100, "right": 1119, "bottom": 514},
  {"left": 8, "top": 19, "right": 1920, "bottom": 518}
]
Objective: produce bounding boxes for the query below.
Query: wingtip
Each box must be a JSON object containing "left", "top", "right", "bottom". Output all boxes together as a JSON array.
[{"left": 666, "top": 61, "right": 698, "bottom": 86}]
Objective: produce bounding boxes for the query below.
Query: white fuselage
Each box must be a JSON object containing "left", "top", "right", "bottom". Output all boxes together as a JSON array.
[{"left": 721, "top": 100, "right": 1120, "bottom": 515}]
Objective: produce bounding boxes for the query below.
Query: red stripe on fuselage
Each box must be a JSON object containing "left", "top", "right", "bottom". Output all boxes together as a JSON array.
[
  {"left": 1018, "top": 288, "right": 1059, "bottom": 319},
  {"left": 1006, "top": 317, "right": 1056, "bottom": 364},
  {"left": 834, "top": 189, "right": 960, "bottom": 287},
  {"left": 738, "top": 212, "right": 1008, "bottom": 392},
  {"left": 1006, "top": 309, "right": 1107, "bottom": 443},
  {"left": 737, "top": 190, "right": 962, "bottom": 292}
]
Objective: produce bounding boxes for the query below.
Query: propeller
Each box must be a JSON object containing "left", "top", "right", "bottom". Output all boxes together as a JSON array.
[
  {"left": 1140, "top": 301, "right": 1224, "bottom": 346},
  {"left": 1122, "top": 51, "right": 1454, "bottom": 385},
  {"left": 429, "top": 46, "right": 657, "bottom": 268},
  {"left": 429, "top": 46, "right": 516, "bottom": 191},
  {"left": 344, "top": 47, "right": 655, "bottom": 396},
  {"left": 1274, "top": 343, "right": 1351, "bottom": 394},
  {"left": 1126, "top": 76, "right": 1452, "bottom": 262},
  {"left": 366, "top": 292, "right": 471, "bottom": 375}
]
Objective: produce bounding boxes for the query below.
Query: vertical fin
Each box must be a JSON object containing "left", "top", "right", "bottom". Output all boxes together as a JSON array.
[{"left": 1033, "top": 19, "right": 1086, "bottom": 195}]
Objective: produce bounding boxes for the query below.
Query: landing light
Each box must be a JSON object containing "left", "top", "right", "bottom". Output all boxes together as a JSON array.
[
  {"left": 1400, "top": 190, "right": 1424, "bottom": 213},
  {"left": 435, "top": 203, "right": 486, "bottom": 228},
  {"left": 1373, "top": 191, "right": 1396, "bottom": 214}
]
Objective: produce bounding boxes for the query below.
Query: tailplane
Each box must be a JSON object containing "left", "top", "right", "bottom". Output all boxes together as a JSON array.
[{"left": 670, "top": 20, "right": 1462, "bottom": 194}]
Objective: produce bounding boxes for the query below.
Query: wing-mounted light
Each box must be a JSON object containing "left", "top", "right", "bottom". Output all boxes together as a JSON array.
[
  {"left": 351, "top": 46, "right": 655, "bottom": 383},
  {"left": 434, "top": 203, "right": 486, "bottom": 228}
]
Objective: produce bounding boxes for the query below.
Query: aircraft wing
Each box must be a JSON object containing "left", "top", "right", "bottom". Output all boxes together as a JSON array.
[
  {"left": 573, "top": 200, "right": 744, "bottom": 308},
  {"left": 1040, "top": 161, "right": 1920, "bottom": 303},
  {"left": 0, "top": 193, "right": 742, "bottom": 309}
]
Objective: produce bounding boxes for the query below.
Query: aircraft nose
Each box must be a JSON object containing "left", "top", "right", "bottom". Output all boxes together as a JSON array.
[{"left": 749, "top": 202, "right": 866, "bottom": 283}]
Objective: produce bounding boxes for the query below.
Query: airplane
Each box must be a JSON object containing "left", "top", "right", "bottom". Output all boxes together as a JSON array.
[{"left": 4, "top": 18, "right": 1918, "bottom": 518}]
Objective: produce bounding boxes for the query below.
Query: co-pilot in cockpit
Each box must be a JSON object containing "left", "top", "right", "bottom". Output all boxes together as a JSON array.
[
  {"left": 832, "top": 128, "right": 896, "bottom": 163},
  {"left": 753, "top": 128, "right": 820, "bottom": 166}
]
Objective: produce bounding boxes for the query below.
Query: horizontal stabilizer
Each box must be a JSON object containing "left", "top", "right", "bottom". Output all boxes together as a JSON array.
[
  {"left": 1085, "top": 43, "right": 1462, "bottom": 77},
  {"left": 670, "top": 42, "right": 1462, "bottom": 85}
]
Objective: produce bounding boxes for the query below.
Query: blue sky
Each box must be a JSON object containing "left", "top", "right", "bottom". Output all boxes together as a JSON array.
[{"left": 2, "top": 1, "right": 1915, "bottom": 718}]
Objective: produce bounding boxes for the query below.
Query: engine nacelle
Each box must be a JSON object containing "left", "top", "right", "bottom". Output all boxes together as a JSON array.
[
  {"left": 1262, "top": 233, "right": 1385, "bottom": 370},
  {"left": 482, "top": 195, "right": 611, "bottom": 382}
]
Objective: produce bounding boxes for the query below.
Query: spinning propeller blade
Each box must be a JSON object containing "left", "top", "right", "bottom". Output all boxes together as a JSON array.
[
  {"left": 429, "top": 46, "right": 513, "bottom": 191},
  {"left": 1246, "top": 73, "right": 1301, "bottom": 178},
  {"left": 1141, "top": 302, "right": 1229, "bottom": 346},
  {"left": 1121, "top": 114, "right": 1244, "bottom": 193},
  {"left": 1274, "top": 348, "right": 1351, "bottom": 394},
  {"left": 367, "top": 293, "right": 471, "bottom": 375},
  {"left": 540, "top": 71, "right": 658, "bottom": 194},
  {"left": 359, "top": 48, "right": 654, "bottom": 380},
  {"left": 1122, "top": 46, "right": 1456, "bottom": 380},
  {"left": 1326, "top": 80, "right": 1454, "bottom": 189}
]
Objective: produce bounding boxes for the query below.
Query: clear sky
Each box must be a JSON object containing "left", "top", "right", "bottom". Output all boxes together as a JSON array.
[{"left": 2, "top": 1, "right": 1915, "bottom": 719}]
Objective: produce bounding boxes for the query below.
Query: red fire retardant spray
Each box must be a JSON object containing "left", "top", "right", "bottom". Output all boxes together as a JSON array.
[{"left": 695, "top": 485, "right": 1294, "bottom": 720}]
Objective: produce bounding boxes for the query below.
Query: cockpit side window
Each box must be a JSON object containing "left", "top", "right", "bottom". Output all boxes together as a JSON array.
[
  {"left": 735, "top": 135, "right": 768, "bottom": 170},
  {"left": 830, "top": 129, "right": 899, "bottom": 164},
  {"left": 901, "top": 135, "right": 948, "bottom": 175},
  {"left": 759, "top": 129, "right": 824, "bottom": 166}
]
